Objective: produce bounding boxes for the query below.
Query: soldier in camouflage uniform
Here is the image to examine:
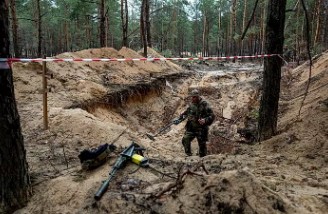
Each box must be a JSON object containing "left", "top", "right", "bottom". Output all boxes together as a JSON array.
[{"left": 173, "top": 89, "right": 215, "bottom": 157}]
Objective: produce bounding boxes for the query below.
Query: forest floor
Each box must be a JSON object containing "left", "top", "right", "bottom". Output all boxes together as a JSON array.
[{"left": 12, "top": 47, "right": 328, "bottom": 214}]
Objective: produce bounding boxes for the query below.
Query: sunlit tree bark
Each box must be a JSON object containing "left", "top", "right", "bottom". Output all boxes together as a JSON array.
[
  {"left": 258, "top": 0, "right": 287, "bottom": 141},
  {"left": 0, "top": 1, "right": 30, "bottom": 213}
]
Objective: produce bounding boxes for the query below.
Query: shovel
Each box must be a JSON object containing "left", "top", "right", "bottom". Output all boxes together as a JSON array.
[{"left": 146, "top": 121, "right": 175, "bottom": 141}]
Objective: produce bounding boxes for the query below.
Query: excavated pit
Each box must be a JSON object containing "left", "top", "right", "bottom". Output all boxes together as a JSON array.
[{"left": 63, "top": 63, "right": 263, "bottom": 155}]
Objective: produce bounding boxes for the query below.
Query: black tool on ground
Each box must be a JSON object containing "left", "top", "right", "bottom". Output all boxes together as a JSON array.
[
  {"left": 146, "top": 119, "right": 179, "bottom": 141},
  {"left": 94, "top": 142, "right": 148, "bottom": 200},
  {"left": 78, "top": 143, "right": 116, "bottom": 170}
]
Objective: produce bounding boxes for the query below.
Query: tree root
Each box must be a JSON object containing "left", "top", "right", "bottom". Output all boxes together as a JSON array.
[{"left": 151, "top": 161, "right": 208, "bottom": 199}]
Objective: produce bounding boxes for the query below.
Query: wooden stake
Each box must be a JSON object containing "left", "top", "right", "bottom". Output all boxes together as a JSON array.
[{"left": 42, "top": 55, "right": 48, "bottom": 130}]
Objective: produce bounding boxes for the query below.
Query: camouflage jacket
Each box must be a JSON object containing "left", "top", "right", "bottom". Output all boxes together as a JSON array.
[{"left": 179, "top": 99, "right": 215, "bottom": 129}]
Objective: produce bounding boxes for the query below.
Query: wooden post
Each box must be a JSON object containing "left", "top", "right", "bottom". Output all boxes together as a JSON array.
[{"left": 42, "top": 55, "right": 48, "bottom": 130}]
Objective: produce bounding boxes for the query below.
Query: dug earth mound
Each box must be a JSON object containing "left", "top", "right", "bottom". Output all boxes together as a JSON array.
[{"left": 13, "top": 48, "right": 328, "bottom": 213}]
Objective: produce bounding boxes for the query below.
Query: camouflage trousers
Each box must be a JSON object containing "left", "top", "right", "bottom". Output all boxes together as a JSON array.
[{"left": 181, "top": 128, "right": 208, "bottom": 157}]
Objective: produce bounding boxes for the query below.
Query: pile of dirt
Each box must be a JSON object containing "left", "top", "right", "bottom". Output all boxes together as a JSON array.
[{"left": 12, "top": 48, "right": 328, "bottom": 214}]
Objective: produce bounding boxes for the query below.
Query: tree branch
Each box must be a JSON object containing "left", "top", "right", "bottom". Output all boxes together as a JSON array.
[
  {"left": 15, "top": 17, "right": 37, "bottom": 22},
  {"left": 80, "top": 0, "right": 98, "bottom": 4},
  {"left": 241, "top": 0, "right": 260, "bottom": 40}
]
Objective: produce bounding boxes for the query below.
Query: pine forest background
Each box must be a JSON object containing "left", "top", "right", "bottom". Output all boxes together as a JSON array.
[{"left": 8, "top": 0, "right": 328, "bottom": 61}]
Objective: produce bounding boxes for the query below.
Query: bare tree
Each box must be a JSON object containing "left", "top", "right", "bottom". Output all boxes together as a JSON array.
[
  {"left": 257, "top": 0, "right": 287, "bottom": 141},
  {"left": 0, "top": 1, "right": 30, "bottom": 213}
]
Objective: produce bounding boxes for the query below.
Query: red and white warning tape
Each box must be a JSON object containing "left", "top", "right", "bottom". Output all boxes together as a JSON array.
[{"left": 0, "top": 54, "right": 276, "bottom": 63}]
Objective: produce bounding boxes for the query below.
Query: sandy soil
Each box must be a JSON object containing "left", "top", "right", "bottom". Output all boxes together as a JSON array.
[{"left": 11, "top": 47, "right": 328, "bottom": 214}]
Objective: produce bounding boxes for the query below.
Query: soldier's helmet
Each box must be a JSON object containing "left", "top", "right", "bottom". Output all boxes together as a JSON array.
[{"left": 188, "top": 89, "right": 200, "bottom": 97}]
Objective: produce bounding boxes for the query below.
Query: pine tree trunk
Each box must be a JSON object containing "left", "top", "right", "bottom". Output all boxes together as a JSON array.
[
  {"left": 241, "top": 0, "right": 247, "bottom": 56},
  {"left": 64, "top": 22, "right": 68, "bottom": 51},
  {"left": 313, "top": 0, "right": 322, "bottom": 47},
  {"left": 121, "top": 0, "right": 128, "bottom": 47},
  {"left": 232, "top": 0, "right": 237, "bottom": 57},
  {"left": 225, "top": 26, "right": 229, "bottom": 56},
  {"left": 296, "top": 3, "right": 301, "bottom": 63},
  {"left": 261, "top": 0, "right": 266, "bottom": 54},
  {"left": 202, "top": 14, "right": 207, "bottom": 57},
  {"left": 105, "top": 16, "right": 109, "bottom": 47},
  {"left": 9, "top": 0, "right": 20, "bottom": 57},
  {"left": 228, "top": 6, "right": 233, "bottom": 56},
  {"left": 140, "top": 0, "right": 147, "bottom": 57},
  {"left": 145, "top": 0, "right": 151, "bottom": 48},
  {"left": 160, "top": 2, "right": 164, "bottom": 52},
  {"left": 217, "top": 0, "right": 222, "bottom": 56},
  {"left": 323, "top": 0, "right": 328, "bottom": 49},
  {"left": 206, "top": 21, "right": 209, "bottom": 55},
  {"left": 0, "top": 1, "right": 30, "bottom": 213},
  {"left": 258, "top": 0, "right": 287, "bottom": 141},
  {"left": 86, "top": 16, "right": 92, "bottom": 48},
  {"left": 36, "top": 0, "right": 42, "bottom": 57},
  {"left": 99, "top": 0, "right": 106, "bottom": 47}
]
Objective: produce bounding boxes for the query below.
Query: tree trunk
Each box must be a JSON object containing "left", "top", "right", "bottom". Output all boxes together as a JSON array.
[
  {"left": 140, "top": 0, "right": 147, "bottom": 57},
  {"left": 47, "top": 27, "right": 53, "bottom": 55},
  {"left": 241, "top": 0, "right": 247, "bottom": 56},
  {"left": 313, "top": 0, "right": 322, "bottom": 47},
  {"left": 202, "top": 14, "right": 207, "bottom": 57},
  {"left": 105, "top": 15, "right": 109, "bottom": 47},
  {"left": 225, "top": 26, "right": 229, "bottom": 56},
  {"left": 323, "top": 0, "right": 328, "bottom": 49},
  {"left": 0, "top": 1, "right": 30, "bottom": 213},
  {"left": 145, "top": 0, "right": 151, "bottom": 48},
  {"left": 257, "top": 0, "right": 287, "bottom": 141},
  {"left": 121, "top": 0, "right": 128, "bottom": 47},
  {"left": 9, "top": 0, "right": 20, "bottom": 57},
  {"left": 99, "top": 0, "right": 106, "bottom": 47},
  {"left": 228, "top": 6, "right": 233, "bottom": 56},
  {"left": 86, "top": 16, "right": 92, "bottom": 48},
  {"left": 58, "top": 23, "right": 63, "bottom": 53},
  {"left": 36, "top": 0, "right": 42, "bottom": 57},
  {"left": 160, "top": 2, "right": 164, "bottom": 52},
  {"left": 217, "top": 0, "right": 222, "bottom": 56},
  {"left": 261, "top": 0, "right": 266, "bottom": 54},
  {"left": 232, "top": 0, "right": 237, "bottom": 57},
  {"left": 206, "top": 21, "right": 210, "bottom": 55},
  {"left": 64, "top": 22, "right": 68, "bottom": 51},
  {"left": 296, "top": 2, "right": 301, "bottom": 63}
]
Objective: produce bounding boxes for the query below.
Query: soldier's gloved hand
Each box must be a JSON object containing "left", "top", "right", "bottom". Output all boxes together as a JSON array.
[
  {"left": 198, "top": 118, "right": 206, "bottom": 125},
  {"left": 172, "top": 119, "right": 181, "bottom": 125}
]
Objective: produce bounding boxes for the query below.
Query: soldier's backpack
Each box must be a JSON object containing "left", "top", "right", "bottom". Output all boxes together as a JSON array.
[{"left": 78, "top": 143, "right": 116, "bottom": 170}]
